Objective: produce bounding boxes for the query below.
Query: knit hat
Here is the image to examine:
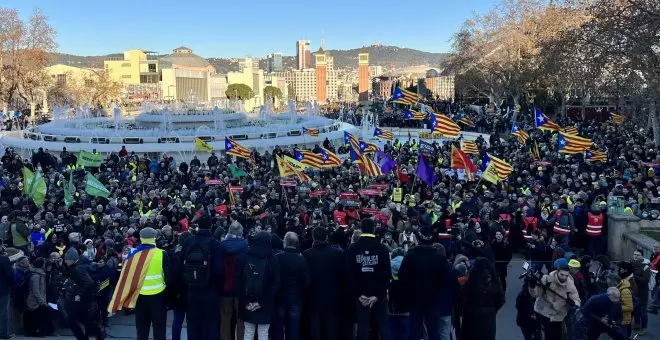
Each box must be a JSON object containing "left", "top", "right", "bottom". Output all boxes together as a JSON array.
[
  {"left": 228, "top": 221, "right": 243, "bottom": 237},
  {"left": 419, "top": 226, "right": 433, "bottom": 242},
  {"left": 139, "top": 227, "right": 157, "bottom": 245},
  {"left": 64, "top": 248, "right": 79, "bottom": 262},
  {"left": 568, "top": 259, "right": 581, "bottom": 268},
  {"left": 553, "top": 258, "right": 568, "bottom": 269}
]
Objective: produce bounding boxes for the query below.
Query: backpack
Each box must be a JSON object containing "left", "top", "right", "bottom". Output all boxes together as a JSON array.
[
  {"left": 243, "top": 257, "right": 268, "bottom": 300},
  {"left": 182, "top": 238, "right": 212, "bottom": 287},
  {"left": 223, "top": 255, "right": 238, "bottom": 293}
]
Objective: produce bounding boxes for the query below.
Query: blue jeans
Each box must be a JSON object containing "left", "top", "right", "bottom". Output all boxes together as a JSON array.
[
  {"left": 409, "top": 306, "right": 451, "bottom": 340},
  {"left": 271, "top": 305, "right": 302, "bottom": 340},
  {"left": 0, "top": 294, "right": 11, "bottom": 337},
  {"left": 389, "top": 314, "right": 410, "bottom": 340},
  {"left": 172, "top": 309, "right": 185, "bottom": 340}
]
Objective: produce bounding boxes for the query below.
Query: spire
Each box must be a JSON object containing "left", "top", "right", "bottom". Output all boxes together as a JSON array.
[{"left": 321, "top": 31, "right": 325, "bottom": 50}]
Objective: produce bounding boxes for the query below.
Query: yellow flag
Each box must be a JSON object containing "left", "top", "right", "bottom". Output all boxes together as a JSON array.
[
  {"left": 481, "top": 162, "right": 499, "bottom": 184},
  {"left": 276, "top": 155, "right": 296, "bottom": 177},
  {"left": 195, "top": 138, "right": 213, "bottom": 152},
  {"left": 283, "top": 155, "right": 309, "bottom": 170}
]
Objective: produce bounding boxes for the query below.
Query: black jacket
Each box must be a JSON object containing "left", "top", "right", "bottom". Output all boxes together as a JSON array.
[
  {"left": 178, "top": 229, "right": 224, "bottom": 298},
  {"left": 237, "top": 232, "right": 280, "bottom": 324},
  {"left": 398, "top": 244, "right": 453, "bottom": 311},
  {"left": 303, "top": 241, "right": 345, "bottom": 314},
  {"left": 0, "top": 255, "right": 12, "bottom": 296},
  {"left": 275, "top": 246, "right": 309, "bottom": 306},
  {"left": 65, "top": 261, "right": 96, "bottom": 304},
  {"left": 346, "top": 235, "right": 391, "bottom": 299}
]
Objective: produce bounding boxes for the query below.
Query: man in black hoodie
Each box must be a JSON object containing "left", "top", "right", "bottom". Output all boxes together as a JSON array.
[
  {"left": 346, "top": 218, "right": 391, "bottom": 340},
  {"left": 398, "top": 226, "right": 454, "bottom": 340}
]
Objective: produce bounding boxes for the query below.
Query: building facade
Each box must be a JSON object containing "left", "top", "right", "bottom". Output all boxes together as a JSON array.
[
  {"left": 421, "top": 71, "right": 455, "bottom": 100},
  {"left": 227, "top": 57, "right": 265, "bottom": 111},
  {"left": 104, "top": 49, "right": 162, "bottom": 100},
  {"left": 372, "top": 76, "right": 394, "bottom": 100},
  {"left": 358, "top": 50, "right": 369, "bottom": 101},
  {"left": 296, "top": 40, "right": 311, "bottom": 70},
  {"left": 285, "top": 69, "right": 316, "bottom": 102},
  {"left": 267, "top": 52, "right": 283, "bottom": 72},
  {"left": 315, "top": 49, "right": 327, "bottom": 103}
]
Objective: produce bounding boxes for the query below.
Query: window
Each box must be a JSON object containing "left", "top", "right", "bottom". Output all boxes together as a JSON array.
[
  {"left": 85, "top": 79, "right": 94, "bottom": 86},
  {"left": 56, "top": 74, "right": 67, "bottom": 87},
  {"left": 148, "top": 64, "right": 156, "bottom": 73}
]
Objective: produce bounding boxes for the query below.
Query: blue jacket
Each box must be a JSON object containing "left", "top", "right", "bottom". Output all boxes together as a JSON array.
[
  {"left": 220, "top": 236, "right": 248, "bottom": 296},
  {"left": 583, "top": 293, "right": 618, "bottom": 323}
]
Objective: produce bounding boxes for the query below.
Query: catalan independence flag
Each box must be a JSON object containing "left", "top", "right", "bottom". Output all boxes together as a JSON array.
[
  {"left": 344, "top": 131, "right": 359, "bottom": 147},
  {"left": 303, "top": 127, "right": 320, "bottom": 137},
  {"left": 557, "top": 134, "right": 584, "bottom": 154},
  {"left": 294, "top": 149, "right": 340, "bottom": 169},
  {"left": 534, "top": 108, "right": 561, "bottom": 132},
  {"left": 391, "top": 87, "right": 419, "bottom": 105},
  {"left": 558, "top": 131, "right": 592, "bottom": 151},
  {"left": 108, "top": 246, "right": 157, "bottom": 312},
  {"left": 531, "top": 141, "right": 541, "bottom": 161},
  {"left": 373, "top": 127, "right": 394, "bottom": 141},
  {"left": 225, "top": 137, "right": 252, "bottom": 159},
  {"left": 404, "top": 110, "right": 425, "bottom": 120},
  {"left": 511, "top": 121, "right": 529, "bottom": 144},
  {"left": 585, "top": 149, "right": 607, "bottom": 162},
  {"left": 318, "top": 147, "right": 341, "bottom": 167},
  {"left": 350, "top": 145, "right": 382, "bottom": 177},
  {"left": 457, "top": 115, "right": 476, "bottom": 128},
  {"left": 359, "top": 140, "right": 380, "bottom": 153},
  {"left": 482, "top": 153, "right": 513, "bottom": 181},
  {"left": 451, "top": 145, "right": 478, "bottom": 181},
  {"left": 608, "top": 112, "right": 624, "bottom": 124},
  {"left": 461, "top": 140, "right": 479, "bottom": 155},
  {"left": 430, "top": 113, "right": 461, "bottom": 138},
  {"left": 563, "top": 126, "right": 578, "bottom": 135}
]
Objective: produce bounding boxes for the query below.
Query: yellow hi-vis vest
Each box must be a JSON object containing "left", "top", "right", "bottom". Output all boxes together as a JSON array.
[{"left": 140, "top": 249, "right": 166, "bottom": 296}]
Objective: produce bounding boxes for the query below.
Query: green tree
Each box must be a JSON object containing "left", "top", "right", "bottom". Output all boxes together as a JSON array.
[
  {"left": 263, "top": 86, "right": 282, "bottom": 99},
  {"left": 226, "top": 83, "right": 254, "bottom": 100}
]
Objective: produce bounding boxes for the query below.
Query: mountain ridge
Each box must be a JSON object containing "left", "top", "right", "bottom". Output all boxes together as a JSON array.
[{"left": 51, "top": 45, "right": 449, "bottom": 74}]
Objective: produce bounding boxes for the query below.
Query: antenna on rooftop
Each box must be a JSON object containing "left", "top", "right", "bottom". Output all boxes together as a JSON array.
[{"left": 321, "top": 31, "right": 325, "bottom": 50}]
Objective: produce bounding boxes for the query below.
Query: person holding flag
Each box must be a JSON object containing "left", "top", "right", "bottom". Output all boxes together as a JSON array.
[{"left": 108, "top": 227, "right": 170, "bottom": 340}]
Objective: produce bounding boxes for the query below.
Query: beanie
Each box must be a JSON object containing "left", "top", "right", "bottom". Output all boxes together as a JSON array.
[{"left": 64, "top": 247, "right": 79, "bottom": 262}]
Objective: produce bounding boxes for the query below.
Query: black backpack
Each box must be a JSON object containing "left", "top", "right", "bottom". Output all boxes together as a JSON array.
[
  {"left": 183, "top": 238, "right": 212, "bottom": 287},
  {"left": 243, "top": 257, "right": 268, "bottom": 300}
]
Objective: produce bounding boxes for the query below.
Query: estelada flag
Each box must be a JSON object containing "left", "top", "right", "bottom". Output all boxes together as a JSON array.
[{"left": 108, "top": 247, "right": 157, "bottom": 312}]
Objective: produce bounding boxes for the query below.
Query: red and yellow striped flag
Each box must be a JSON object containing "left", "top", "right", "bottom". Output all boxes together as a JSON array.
[
  {"left": 461, "top": 140, "right": 479, "bottom": 155},
  {"left": 108, "top": 248, "right": 156, "bottom": 312}
]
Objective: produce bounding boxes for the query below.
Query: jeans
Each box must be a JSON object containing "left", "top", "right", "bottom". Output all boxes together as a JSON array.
[
  {"left": 0, "top": 294, "right": 12, "bottom": 337},
  {"left": 409, "top": 305, "right": 451, "bottom": 340},
  {"left": 244, "top": 322, "right": 270, "bottom": 340},
  {"left": 271, "top": 305, "right": 302, "bottom": 340},
  {"left": 135, "top": 293, "right": 167, "bottom": 340},
  {"left": 650, "top": 283, "right": 660, "bottom": 309},
  {"left": 356, "top": 298, "right": 390, "bottom": 340},
  {"left": 388, "top": 314, "right": 410, "bottom": 340},
  {"left": 586, "top": 237, "right": 603, "bottom": 258},
  {"left": 634, "top": 302, "right": 648, "bottom": 329},
  {"left": 65, "top": 302, "right": 104, "bottom": 340},
  {"left": 220, "top": 297, "right": 244, "bottom": 340},
  {"left": 171, "top": 309, "right": 185, "bottom": 340}
]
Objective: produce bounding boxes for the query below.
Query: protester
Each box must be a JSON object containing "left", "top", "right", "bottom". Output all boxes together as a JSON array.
[
  {"left": 220, "top": 221, "right": 248, "bottom": 340},
  {"left": 534, "top": 264, "right": 581, "bottom": 340},
  {"left": 272, "top": 232, "right": 309, "bottom": 340},
  {"left": 460, "top": 257, "right": 505, "bottom": 340}
]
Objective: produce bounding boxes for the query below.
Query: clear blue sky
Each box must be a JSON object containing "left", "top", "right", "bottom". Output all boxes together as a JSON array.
[{"left": 5, "top": 0, "right": 496, "bottom": 57}]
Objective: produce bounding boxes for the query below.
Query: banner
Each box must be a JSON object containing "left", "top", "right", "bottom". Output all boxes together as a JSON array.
[
  {"left": 279, "top": 178, "right": 297, "bottom": 187},
  {"left": 77, "top": 151, "right": 104, "bottom": 167},
  {"left": 418, "top": 132, "right": 446, "bottom": 139},
  {"left": 419, "top": 141, "right": 434, "bottom": 155},
  {"left": 368, "top": 183, "right": 388, "bottom": 190},
  {"left": 362, "top": 208, "right": 380, "bottom": 216},
  {"left": 309, "top": 189, "right": 328, "bottom": 197},
  {"left": 359, "top": 189, "right": 382, "bottom": 196},
  {"left": 228, "top": 185, "right": 244, "bottom": 193},
  {"left": 339, "top": 192, "right": 359, "bottom": 200},
  {"left": 205, "top": 179, "right": 224, "bottom": 186}
]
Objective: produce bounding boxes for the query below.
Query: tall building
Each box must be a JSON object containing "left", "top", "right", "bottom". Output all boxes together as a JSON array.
[
  {"left": 372, "top": 76, "right": 394, "bottom": 100},
  {"left": 285, "top": 69, "right": 316, "bottom": 102},
  {"left": 315, "top": 48, "right": 327, "bottom": 103},
  {"left": 296, "top": 40, "right": 311, "bottom": 70},
  {"left": 267, "top": 52, "right": 283, "bottom": 72},
  {"left": 421, "top": 69, "right": 455, "bottom": 101},
  {"left": 358, "top": 49, "right": 369, "bottom": 101},
  {"left": 227, "top": 57, "right": 265, "bottom": 111}
]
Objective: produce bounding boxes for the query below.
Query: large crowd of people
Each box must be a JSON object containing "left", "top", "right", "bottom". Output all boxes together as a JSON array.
[{"left": 0, "top": 103, "right": 658, "bottom": 340}]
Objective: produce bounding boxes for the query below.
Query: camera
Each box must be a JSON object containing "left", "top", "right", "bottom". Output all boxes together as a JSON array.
[{"left": 519, "top": 262, "right": 542, "bottom": 288}]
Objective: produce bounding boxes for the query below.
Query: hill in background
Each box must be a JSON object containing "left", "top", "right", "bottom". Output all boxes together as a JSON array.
[{"left": 51, "top": 45, "right": 449, "bottom": 74}]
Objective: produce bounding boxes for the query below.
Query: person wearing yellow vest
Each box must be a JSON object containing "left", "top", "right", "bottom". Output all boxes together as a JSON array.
[{"left": 133, "top": 227, "right": 169, "bottom": 340}]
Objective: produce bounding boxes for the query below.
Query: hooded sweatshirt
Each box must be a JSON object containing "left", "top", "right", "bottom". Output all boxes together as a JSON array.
[{"left": 534, "top": 270, "right": 581, "bottom": 322}]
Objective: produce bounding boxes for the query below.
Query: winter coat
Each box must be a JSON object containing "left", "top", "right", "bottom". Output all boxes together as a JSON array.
[
  {"left": 220, "top": 236, "right": 249, "bottom": 296},
  {"left": 398, "top": 244, "right": 454, "bottom": 315},
  {"left": 237, "top": 232, "right": 280, "bottom": 325},
  {"left": 618, "top": 279, "right": 633, "bottom": 325},
  {"left": 302, "top": 241, "right": 345, "bottom": 315},
  {"left": 460, "top": 273, "right": 505, "bottom": 340},
  {"left": 178, "top": 229, "right": 224, "bottom": 298},
  {"left": 346, "top": 235, "right": 391, "bottom": 299},
  {"left": 275, "top": 246, "right": 309, "bottom": 307},
  {"left": 516, "top": 286, "right": 539, "bottom": 328},
  {"left": 534, "top": 270, "right": 581, "bottom": 322},
  {"left": 26, "top": 268, "right": 46, "bottom": 311},
  {"left": 388, "top": 256, "right": 409, "bottom": 315},
  {"left": 491, "top": 240, "right": 512, "bottom": 276},
  {"left": 0, "top": 255, "right": 13, "bottom": 297},
  {"left": 632, "top": 259, "right": 651, "bottom": 304}
]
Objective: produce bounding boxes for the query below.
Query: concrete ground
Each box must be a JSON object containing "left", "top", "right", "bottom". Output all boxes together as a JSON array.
[{"left": 14, "top": 259, "right": 660, "bottom": 339}]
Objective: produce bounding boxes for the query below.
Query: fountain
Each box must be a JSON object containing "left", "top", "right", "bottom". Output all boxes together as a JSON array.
[{"left": 360, "top": 107, "right": 375, "bottom": 138}]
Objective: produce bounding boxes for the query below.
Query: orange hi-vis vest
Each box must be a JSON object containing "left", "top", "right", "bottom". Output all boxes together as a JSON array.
[
  {"left": 553, "top": 210, "right": 571, "bottom": 235},
  {"left": 586, "top": 212, "right": 603, "bottom": 237}
]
